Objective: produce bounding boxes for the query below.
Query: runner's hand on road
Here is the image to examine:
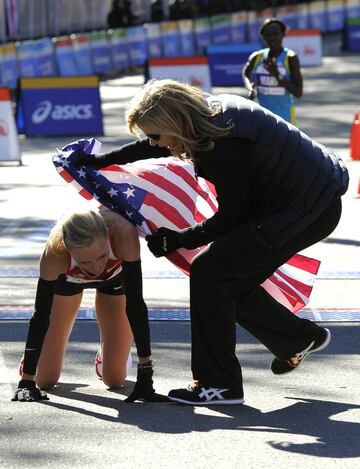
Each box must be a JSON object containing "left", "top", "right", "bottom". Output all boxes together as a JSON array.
[
  {"left": 125, "top": 361, "right": 170, "bottom": 403},
  {"left": 11, "top": 379, "right": 49, "bottom": 402}
]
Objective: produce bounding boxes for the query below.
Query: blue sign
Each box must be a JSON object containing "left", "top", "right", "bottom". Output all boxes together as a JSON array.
[
  {"left": 344, "top": 18, "right": 360, "bottom": 51},
  {"left": 207, "top": 43, "right": 261, "bottom": 87},
  {"left": 127, "top": 26, "right": 147, "bottom": 67},
  {"left": 0, "top": 45, "right": 19, "bottom": 89},
  {"left": 91, "top": 31, "right": 113, "bottom": 74},
  {"left": 110, "top": 29, "right": 129, "bottom": 71},
  {"left": 17, "top": 38, "right": 56, "bottom": 78},
  {"left": 17, "top": 77, "right": 103, "bottom": 137}
]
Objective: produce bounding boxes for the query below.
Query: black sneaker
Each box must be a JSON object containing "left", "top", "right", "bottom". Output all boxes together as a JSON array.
[
  {"left": 271, "top": 327, "right": 331, "bottom": 375},
  {"left": 168, "top": 381, "right": 244, "bottom": 405}
]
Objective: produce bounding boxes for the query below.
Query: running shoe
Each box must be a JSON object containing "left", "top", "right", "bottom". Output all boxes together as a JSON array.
[
  {"left": 271, "top": 327, "right": 331, "bottom": 375},
  {"left": 168, "top": 381, "right": 244, "bottom": 405}
]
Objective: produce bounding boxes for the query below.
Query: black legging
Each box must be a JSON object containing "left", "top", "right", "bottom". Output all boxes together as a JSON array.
[{"left": 189, "top": 198, "right": 342, "bottom": 390}]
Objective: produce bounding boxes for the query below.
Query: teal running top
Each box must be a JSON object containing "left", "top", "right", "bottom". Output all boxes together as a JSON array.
[{"left": 251, "top": 47, "right": 296, "bottom": 124}]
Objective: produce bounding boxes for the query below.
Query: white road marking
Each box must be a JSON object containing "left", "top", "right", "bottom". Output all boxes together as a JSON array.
[{"left": 0, "top": 350, "right": 13, "bottom": 402}]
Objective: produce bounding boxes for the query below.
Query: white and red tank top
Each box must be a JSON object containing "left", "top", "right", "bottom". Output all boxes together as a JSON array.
[{"left": 65, "top": 236, "right": 122, "bottom": 284}]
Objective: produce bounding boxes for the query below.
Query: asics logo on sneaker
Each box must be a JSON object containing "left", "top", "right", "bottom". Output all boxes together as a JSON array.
[{"left": 199, "top": 387, "right": 229, "bottom": 401}]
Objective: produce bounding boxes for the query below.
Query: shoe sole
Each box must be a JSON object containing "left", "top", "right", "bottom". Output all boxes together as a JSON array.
[
  {"left": 168, "top": 396, "right": 245, "bottom": 405},
  {"left": 311, "top": 327, "right": 331, "bottom": 353},
  {"left": 272, "top": 328, "right": 331, "bottom": 375}
]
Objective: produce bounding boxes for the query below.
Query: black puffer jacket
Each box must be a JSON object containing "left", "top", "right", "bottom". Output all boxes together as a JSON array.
[{"left": 201, "top": 94, "right": 349, "bottom": 248}]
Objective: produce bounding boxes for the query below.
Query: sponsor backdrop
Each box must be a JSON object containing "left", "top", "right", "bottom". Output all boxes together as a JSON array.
[{"left": 16, "top": 76, "right": 103, "bottom": 137}]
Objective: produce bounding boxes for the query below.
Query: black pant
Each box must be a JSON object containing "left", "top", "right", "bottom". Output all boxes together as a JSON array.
[{"left": 189, "top": 199, "right": 342, "bottom": 391}]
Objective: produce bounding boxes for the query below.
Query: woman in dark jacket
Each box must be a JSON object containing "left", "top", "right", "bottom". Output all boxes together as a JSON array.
[{"left": 77, "top": 79, "right": 349, "bottom": 405}]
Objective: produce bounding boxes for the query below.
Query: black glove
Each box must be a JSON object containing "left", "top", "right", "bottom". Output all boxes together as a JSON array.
[
  {"left": 125, "top": 361, "right": 170, "bottom": 403},
  {"left": 11, "top": 379, "right": 49, "bottom": 402},
  {"left": 74, "top": 151, "right": 112, "bottom": 169},
  {"left": 145, "top": 227, "right": 182, "bottom": 258}
]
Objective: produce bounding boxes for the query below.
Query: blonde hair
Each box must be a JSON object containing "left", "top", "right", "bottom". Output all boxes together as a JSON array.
[
  {"left": 125, "top": 79, "right": 232, "bottom": 160},
  {"left": 48, "top": 210, "right": 108, "bottom": 255}
]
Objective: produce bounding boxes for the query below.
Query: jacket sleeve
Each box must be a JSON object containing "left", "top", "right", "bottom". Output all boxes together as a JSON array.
[
  {"left": 122, "top": 259, "right": 151, "bottom": 358},
  {"left": 91, "top": 138, "right": 171, "bottom": 168},
  {"left": 178, "top": 137, "right": 255, "bottom": 249}
]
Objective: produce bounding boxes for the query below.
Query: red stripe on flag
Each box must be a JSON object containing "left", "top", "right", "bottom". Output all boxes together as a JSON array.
[
  {"left": 286, "top": 254, "right": 320, "bottom": 275},
  {"left": 146, "top": 219, "right": 191, "bottom": 275},
  {"left": 268, "top": 274, "right": 306, "bottom": 302},
  {"left": 133, "top": 169, "right": 200, "bottom": 217},
  {"left": 144, "top": 193, "right": 189, "bottom": 229},
  {"left": 79, "top": 188, "right": 93, "bottom": 200},
  {"left": 167, "top": 251, "right": 190, "bottom": 275},
  {"left": 167, "top": 164, "right": 218, "bottom": 213},
  {"left": 275, "top": 270, "right": 313, "bottom": 298},
  {"left": 59, "top": 169, "right": 74, "bottom": 183}
]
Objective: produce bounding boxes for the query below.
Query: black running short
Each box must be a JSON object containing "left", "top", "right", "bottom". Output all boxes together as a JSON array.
[{"left": 54, "top": 271, "right": 125, "bottom": 296}]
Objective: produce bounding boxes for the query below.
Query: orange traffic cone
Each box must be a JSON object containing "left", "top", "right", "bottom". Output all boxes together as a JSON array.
[{"left": 350, "top": 113, "right": 360, "bottom": 160}]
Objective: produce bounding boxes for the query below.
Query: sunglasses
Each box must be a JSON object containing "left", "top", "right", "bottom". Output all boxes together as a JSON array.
[{"left": 146, "top": 133, "right": 161, "bottom": 141}]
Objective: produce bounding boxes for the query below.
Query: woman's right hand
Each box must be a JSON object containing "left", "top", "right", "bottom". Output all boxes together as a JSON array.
[{"left": 74, "top": 151, "right": 110, "bottom": 169}]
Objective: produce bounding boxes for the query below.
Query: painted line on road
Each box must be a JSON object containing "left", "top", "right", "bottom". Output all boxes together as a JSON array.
[
  {"left": 0, "top": 306, "right": 359, "bottom": 322},
  {"left": 0, "top": 268, "right": 359, "bottom": 280},
  {"left": 0, "top": 350, "right": 13, "bottom": 402}
]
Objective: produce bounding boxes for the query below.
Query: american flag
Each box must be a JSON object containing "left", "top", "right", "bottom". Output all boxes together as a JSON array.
[{"left": 52, "top": 138, "right": 320, "bottom": 313}]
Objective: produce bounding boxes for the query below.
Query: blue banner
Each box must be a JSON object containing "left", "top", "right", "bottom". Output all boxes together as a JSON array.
[
  {"left": 211, "top": 14, "right": 232, "bottom": 45},
  {"left": 54, "top": 36, "right": 78, "bottom": 76},
  {"left": 178, "top": 20, "right": 195, "bottom": 57},
  {"left": 17, "top": 38, "right": 56, "bottom": 78},
  {"left": 110, "top": 28, "right": 129, "bottom": 71},
  {"left": 91, "top": 31, "right": 112, "bottom": 74},
  {"left": 308, "top": 1, "right": 327, "bottom": 32},
  {"left": 0, "top": 43, "right": 18, "bottom": 89},
  {"left": 127, "top": 26, "right": 147, "bottom": 67},
  {"left": 326, "top": 1, "right": 346, "bottom": 32},
  {"left": 161, "top": 22, "right": 180, "bottom": 58},
  {"left": 231, "top": 12, "right": 247, "bottom": 44},
  {"left": 35, "top": 38, "right": 57, "bottom": 77},
  {"left": 295, "top": 3, "right": 309, "bottom": 30},
  {"left": 16, "top": 41, "right": 38, "bottom": 77},
  {"left": 72, "top": 34, "right": 93, "bottom": 75},
  {"left": 346, "top": 0, "right": 360, "bottom": 18},
  {"left": 146, "top": 23, "right": 162, "bottom": 58},
  {"left": 17, "top": 76, "right": 103, "bottom": 137},
  {"left": 275, "top": 6, "right": 301, "bottom": 30},
  {"left": 344, "top": 17, "right": 360, "bottom": 51},
  {"left": 207, "top": 43, "right": 261, "bottom": 86},
  {"left": 247, "top": 11, "right": 260, "bottom": 44},
  {"left": 194, "top": 18, "right": 211, "bottom": 55}
]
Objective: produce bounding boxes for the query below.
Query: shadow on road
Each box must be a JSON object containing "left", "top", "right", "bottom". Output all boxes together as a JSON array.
[{"left": 43, "top": 385, "right": 360, "bottom": 459}]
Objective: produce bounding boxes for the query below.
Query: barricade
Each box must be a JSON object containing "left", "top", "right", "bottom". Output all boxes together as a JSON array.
[{"left": 0, "top": 87, "right": 21, "bottom": 164}]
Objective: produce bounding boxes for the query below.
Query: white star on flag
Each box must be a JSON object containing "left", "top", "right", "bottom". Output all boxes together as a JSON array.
[
  {"left": 77, "top": 168, "right": 86, "bottom": 178},
  {"left": 108, "top": 187, "right": 119, "bottom": 197},
  {"left": 124, "top": 187, "right": 135, "bottom": 198}
]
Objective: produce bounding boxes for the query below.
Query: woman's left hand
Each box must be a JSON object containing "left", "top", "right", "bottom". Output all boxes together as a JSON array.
[{"left": 145, "top": 228, "right": 182, "bottom": 257}]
